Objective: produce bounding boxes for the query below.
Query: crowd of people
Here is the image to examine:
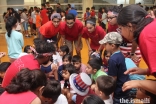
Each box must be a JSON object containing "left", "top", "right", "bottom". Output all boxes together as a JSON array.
[{"left": 0, "top": 2, "right": 156, "bottom": 104}]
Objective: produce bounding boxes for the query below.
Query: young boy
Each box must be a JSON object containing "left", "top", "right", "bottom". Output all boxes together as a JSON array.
[
  {"left": 83, "top": 7, "right": 90, "bottom": 25},
  {"left": 41, "top": 80, "right": 68, "bottom": 104},
  {"left": 99, "top": 32, "right": 130, "bottom": 104},
  {"left": 72, "top": 55, "right": 86, "bottom": 74},
  {"left": 35, "top": 9, "right": 42, "bottom": 38},
  {"left": 95, "top": 75, "right": 116, "bottom": 104},
  {"left": 59, "top": 45, "right": 69, "bottom": 57}
]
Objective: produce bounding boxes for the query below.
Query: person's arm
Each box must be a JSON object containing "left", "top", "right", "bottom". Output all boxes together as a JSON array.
[
  {"left": 20, "top": 33, "right": 24, "bottom": 48},
  {"left": 85, "top": 38, "right": 92, "bottom": 54},
  {"left": 52, "top": 64, "right": 58, "bottom": 80},
  {"left": 124, "top": 67, "right": 149, "bottom": 75},
  {"left": 122, "top": 80, "right": 156, "bottom": 95}
]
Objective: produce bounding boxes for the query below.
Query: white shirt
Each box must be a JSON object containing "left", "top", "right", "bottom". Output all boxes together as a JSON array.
[
  {"left": 53, "top": 52, "right": 62, "bottom": 66},
  {"left": 103, "top": 95, "right": 113, "bottom": 104},
  {"left": 31, "top": 11, "right": 36, "bottom": 23},
  {"left": 102, "top": 13, "right": 107, "bottom": 24},
  {"left": 54, "top": 94, "right": 68, "bottom": 104}
]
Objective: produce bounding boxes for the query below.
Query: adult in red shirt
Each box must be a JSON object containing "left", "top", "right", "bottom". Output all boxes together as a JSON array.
[
  {"left": 40, "top": 3, "right": 49, "bottom": 25},
  {"left": 107, "top": 6, "right": 141, "bottom": 66},
  {"left": 83, "top": 18, "right": 106, "bottom": 55},
  {"left": 117, "top": 4, "right": 156, "bottom": 95},
  {"left": 40, "top": 13, "right": 62, "bottom": 43},
  {"left": 2, "top": 41, "right": 55, "bottom": 88},
  {"left": 60, "top": 13, "right": 83, "bottom": 56}
]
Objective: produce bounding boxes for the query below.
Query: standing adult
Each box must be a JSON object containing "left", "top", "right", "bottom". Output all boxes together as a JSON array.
[
  {"left": 107, "top": 6, "right": 141, "bottom": 66},
  {"left": 60, "top": 13, "right": 83, "bottom": 56},
  {"left": 46, "top": 2, "right": 54, "bottom": 20},
  {"left": 68, "top": 4, "right": 78, "bottom": 18},
  {"left": 83, "top": 19, "right": 106, "bottom": 55},
  {"left": 40, "top": 3, "right": 49, "bottom": 25},
  {"left": 39, "top": 13, "right": 62, "bottom": 43},
  {"left": 5, "top": 16, "right": 24, "bottom": 63},
  {"left": 2, "top": 41, "right": 55, "bottom": 88},
  {"left": 56, "top": 3, "right": 62, "bottom": 14},
  {"left": 116, "top": 4, "right": 156, "bottom": 95},
  {"left": 31, "top": 6, "right": 38, "bottom": 36}
]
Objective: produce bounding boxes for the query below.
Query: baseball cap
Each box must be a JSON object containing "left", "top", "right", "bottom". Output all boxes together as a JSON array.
[
  {"left": 51, "top": 13, "right": 61, "bottom": 20},
  {"left": 99, "top": 32, "right": 123, "bottom": 44}
]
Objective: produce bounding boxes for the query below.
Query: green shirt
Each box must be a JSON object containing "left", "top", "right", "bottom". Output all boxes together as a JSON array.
[{"left": 91, "top": 70, "right": 107, "bottom": 81}]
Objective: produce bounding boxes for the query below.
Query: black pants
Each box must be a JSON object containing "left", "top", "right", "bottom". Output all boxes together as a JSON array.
[{"left": 101, "top": 22, "right": 106, "bottom": 30}]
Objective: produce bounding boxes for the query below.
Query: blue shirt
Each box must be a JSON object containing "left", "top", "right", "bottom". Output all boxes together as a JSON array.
[
  {"left": 58, "top": 65, "right": 64, "bottom": 81},
  {"left": 108, "top": 51, "right": 130, "bottom": 98},
  {"left": 5, "top": 30, "right": 24, "bottom": 59}
]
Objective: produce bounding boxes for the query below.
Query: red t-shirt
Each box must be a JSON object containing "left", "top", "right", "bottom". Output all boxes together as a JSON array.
[
  {"left": 60, "top": 19, "right": 83, "bottom": 41},
  {"left": 40, "top": 9, "right": 49, "bottom": 25},
  {"left": 139, "top": 19, "right": 156, "bottom": 77},
  {"left": 107, "top": 23, "right": 118, "bottom": 32},
  {"left": 40, "top": 21, "right": 61, "bottom": 38},
  {"left": 0, "top": 91, "right": 37, "bottom": 104},
  {"left": 2, "top": 55, "right": 40, "bottom": 88},
  {"left": 90, "top": 10, "right": 95, "bottom": 18},
  {"left": 83, "top": 26, "right": 106, "bottom": 50},
  {"left": 76, "top": 88, "right": 95, "bottom": 104}
]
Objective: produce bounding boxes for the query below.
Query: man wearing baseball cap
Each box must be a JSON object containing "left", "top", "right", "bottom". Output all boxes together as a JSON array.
[
  {"left": 99, "top": 32, "right": 130, "bottom": 104},
  {"left": 39, "top": 13, "right": 62, "bottom": 43}
]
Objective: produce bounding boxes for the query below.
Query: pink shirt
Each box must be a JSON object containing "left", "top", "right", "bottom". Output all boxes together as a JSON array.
[{"left": 0, "top": 91, "right": 37, "bottom": 104}]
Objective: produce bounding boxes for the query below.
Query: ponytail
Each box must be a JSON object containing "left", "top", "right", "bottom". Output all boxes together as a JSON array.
[{"left": 5, "top": 16, "right": 17, "bottom": 37}]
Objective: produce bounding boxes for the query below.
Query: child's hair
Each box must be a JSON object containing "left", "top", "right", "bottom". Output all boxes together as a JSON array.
[
  {"left": 91, "top": 6, "right": 95, "bottom": 10},
  {"left": 36, "top": 9, "right": 39, "bottom": 13},
  {"left": 86, "top": 7, "right": 90, "bottom": 11},
  {"left": 24, "top": 45, "right": 31, "bottom": 53},
  {"left": 0, "top": 62, "right": 11, "bottom": 72},
  {"left": 63, "top": 63, "right": 76, "bottom": 75},
  {"left": 88, "top": 58, "right": 101, "bottom": 70},
  {"left": 42, "top": 80, "right": 61, "bottom": 103},
  {"left": 62, "top": 54, "right": 72, "bottom": 62},
  {"left": 82, "top": 95, "right": 105, "bottom": 104},
  {"left": 89, "top": 52, "right": 103, "bottom": 66},
  {"left": 96, "top": 75, "right": 116, "bottom": 96},
  {"left": 5, "top": 16, "right": 17, "bottom": 37},
  {"left": 33, "top": 38, "right": 42, "bottom": 46},
  {"left": 103, "top": 50, "right": 110, "bottom": 57},
  {"left": 72, "top": 55, "right": 81, "bottom": 63},
  {"left": 60, "top": 45, "right": 69, "bottom": 55}
]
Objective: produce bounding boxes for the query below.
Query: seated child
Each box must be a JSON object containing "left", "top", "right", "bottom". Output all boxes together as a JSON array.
[
  {"left": 59, "top": 45, "right": 69, "bottom": 59},
  {"left": 41, "top": 80, "right": 68, "bottom": 104},
  {"left": 62, "top": 63, "right": 76, "bottom": 103},
  {"left": 82, "top": 95, "right": 105, "bottom": 104},
  {"left": 58, "top": 54, "right": 72, "bottom": 81},
  {"left": 86, "top": 58, "right": 107, "bottom": 82},
  {"left": 102, "top": 50, "right": 111, "bottom": 73},
  {"left": 99, "top": 32, "right": 130, "bottom": 103},
  {"left": 0, "top": 62, "right": 11, "bottom": 84},
  {"left": 24, "top": 45, "right": 33, "bottom": 54},
  {"left": 40, "top": 43, "right": 58, "bottom": 80},
  {"left": 72, "top": 55, "right": 86, "bottom": 74},
  {"left": 69, "top": 72, "right": 95, "bottom": 104},
  {"left": 95, "top": 75, "right": 116, "bottom": 104}
]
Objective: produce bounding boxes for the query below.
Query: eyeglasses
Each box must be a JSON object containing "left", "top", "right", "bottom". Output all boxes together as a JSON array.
[{"left": 107, "top": 16, "right": 117, "bottom": 21}]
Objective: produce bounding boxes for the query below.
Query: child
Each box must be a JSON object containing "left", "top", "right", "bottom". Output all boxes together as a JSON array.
[
  {"left": 103, "top": 50, "right": 111, "bottom": 73},
  {"left": 83, "top": 7, "right": 90, "bottom": 25},
  {"left": 58, "top": 54, "right": 72, "bottom": 81},
  {"left": 0, "top": 62, "right": 11, "bottom": 84},
  {"left": 72, "top": 55, "right": 86, "bottom": 74},
  {"left": 35, "top": 9, "right": 42, "bottom": 38},
  {"left": 69, "top": 72, "right": 95, "bottom": 104},
  {"left": 62, "top": 63, "right": 76, "bottom": 103},
  {"left": 86, "top": 58, "right": 107, "bottom": 82},
  {"left": 95, "top": 75, "right": 116, "bottom": 104},
  {"left": 24, "top": 45, "right": 33, "bottom": 54},
  {"left": 59, "top": 45, "right": 69, "bottom": 57},
  {"left": 99, "top": 32, "right": 130, "bottom": 103},
  {"left": 61, "top": 10, "right": 66, "bottom": 21},
  {"left": 41, "top": 80, "right": 68, "bottom": 104},
  {"left": 40, "top": 47, "right": 58, "bottom": 80},
  {"left": 82, "top": 95, "right": 105, "bottom": 104}
]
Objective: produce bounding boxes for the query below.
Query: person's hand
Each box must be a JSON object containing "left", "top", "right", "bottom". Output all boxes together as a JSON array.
[
  {"left": 88, "top": 49, "right": 93, "bottom": 55},
  {"left": 0, "top": 52, "right": 6, "bottom": 58},
  {"left": 131, "top": 53, "right": 140, "bottom": 63},
  {"left": 124, "top": 67, "right": 148, "bottom": 75},
  {"left": 122, "top": 80, "right": 140, "bottom": 92}
]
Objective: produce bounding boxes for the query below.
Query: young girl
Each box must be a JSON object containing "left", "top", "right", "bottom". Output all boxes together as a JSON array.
[
  {"left": 58, "top": 54, "right": 72, "bottom": 81},
  {"left": 103, "top": 50, "right": 111, "bottom": 73},
  {"left": 40, "top": 55, "right": 58, "bottom": 80},
  {"left": 61, "top": 10, "right": 66, "bottom": 21}
]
